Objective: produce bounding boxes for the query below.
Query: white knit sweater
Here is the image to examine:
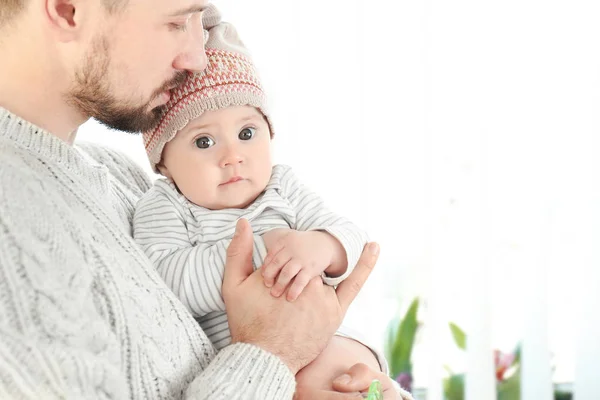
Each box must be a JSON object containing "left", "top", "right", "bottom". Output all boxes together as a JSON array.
[{"left": 0, "top": 107, "right": 296, "bottom": 399}]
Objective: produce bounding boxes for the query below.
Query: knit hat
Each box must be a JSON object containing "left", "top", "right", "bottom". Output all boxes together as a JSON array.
[{"left": 143, "top": 6, "right": 272, "bottom": 173}]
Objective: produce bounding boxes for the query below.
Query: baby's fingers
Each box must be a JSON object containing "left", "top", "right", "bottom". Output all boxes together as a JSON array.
[
  {"left": 262, "top": 249, "right": 290, "bottom": 288},
  {"left": 270, "top": 260, "right": 302, "bottom": 298},
  {"left": 286, "top": 270, "right": 314, "bottom": 302}
]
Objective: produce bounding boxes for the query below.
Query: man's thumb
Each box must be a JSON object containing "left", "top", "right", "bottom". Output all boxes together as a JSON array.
[{"left": 223, "top": 218, "right": 254, "bottom": 290}]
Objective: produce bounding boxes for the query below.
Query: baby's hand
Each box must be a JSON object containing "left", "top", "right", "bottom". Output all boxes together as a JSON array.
[{"left": 261, "top": 230, "right": 341, "bottom": 301}]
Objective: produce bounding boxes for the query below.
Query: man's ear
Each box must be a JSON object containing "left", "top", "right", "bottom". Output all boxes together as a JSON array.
[{"left": 45, "top": 0, "right": 85, "bottom": 42}]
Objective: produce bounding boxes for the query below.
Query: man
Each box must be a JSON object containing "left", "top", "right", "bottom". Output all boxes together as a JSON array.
[{"left": 0, "top": 0, "right": 410, "bottom": 398}]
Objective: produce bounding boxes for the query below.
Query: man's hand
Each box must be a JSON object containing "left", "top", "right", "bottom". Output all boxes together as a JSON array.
[
  {"left": 261, "top": 229, "right": 347, "bottom": 301},
  {"left": 222, "top": 219, "right": 379, "bottom": 375}
]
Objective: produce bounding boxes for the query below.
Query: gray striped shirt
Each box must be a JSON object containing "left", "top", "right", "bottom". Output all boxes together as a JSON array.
[{"left": 134, "top": 164, "right": 368, "bottom": 350}]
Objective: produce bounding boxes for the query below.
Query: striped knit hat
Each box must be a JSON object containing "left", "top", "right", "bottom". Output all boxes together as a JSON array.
[{"left": 143, "top": 14, "right": 272, "bottom": 172}]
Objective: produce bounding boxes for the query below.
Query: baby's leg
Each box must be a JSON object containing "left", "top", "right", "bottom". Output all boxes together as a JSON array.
[{"left": 295, "top": 334, "right": 381, "bottom": 390}]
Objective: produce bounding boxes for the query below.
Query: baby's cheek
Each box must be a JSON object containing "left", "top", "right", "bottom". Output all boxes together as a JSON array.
[{"left": 178, "top": 178, "right": 215, "bottom": 208}]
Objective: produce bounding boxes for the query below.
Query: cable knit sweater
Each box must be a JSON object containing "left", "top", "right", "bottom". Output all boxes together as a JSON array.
[{"left": 0, "top": 107, "right": 296, "bottom": 399}]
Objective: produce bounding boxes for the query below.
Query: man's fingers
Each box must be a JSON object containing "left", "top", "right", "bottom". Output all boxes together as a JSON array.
[
  {"left": 335, "top": 242, "right": 379, "bottom": 313},
  {"left": 333, "top": 363, "right": 406, "bottom": 400},
  {"left": 332, "top": 363, "right": 380, "bottom": 392},
  {"left": 223, "top": 219, "right": 254, "bottom": 291}
]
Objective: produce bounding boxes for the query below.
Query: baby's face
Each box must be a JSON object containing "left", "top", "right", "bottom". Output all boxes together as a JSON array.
[{"left": 159, "top": 105, "right": 273, "bottom": 210}]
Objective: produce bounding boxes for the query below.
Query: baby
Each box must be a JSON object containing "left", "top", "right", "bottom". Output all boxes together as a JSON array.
[{"left": 133, "top": 20, "right": 381, "bottom": 385}]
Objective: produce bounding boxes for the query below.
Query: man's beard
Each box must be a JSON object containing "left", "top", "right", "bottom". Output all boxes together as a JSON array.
[{"left": 67, "top": 36, "right": 187, "bottom": 133}]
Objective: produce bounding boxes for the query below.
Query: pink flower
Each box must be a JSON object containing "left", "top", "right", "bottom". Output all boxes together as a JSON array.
[
  {"left": 494, "top": 350, "right": 516, "bottom": 381},
  {"left": 395, "top": 373, "right": 413, "bottom": 392}
]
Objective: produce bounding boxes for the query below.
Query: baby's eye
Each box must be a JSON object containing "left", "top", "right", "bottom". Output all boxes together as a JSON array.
[
  {"left": 195, "top": 136, "right": 215, "bottom": 149},
  {"left": 239, "top": 127, "right": 256, "bottom": 141}
]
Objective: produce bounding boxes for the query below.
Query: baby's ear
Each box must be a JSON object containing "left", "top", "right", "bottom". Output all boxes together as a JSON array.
[{"left": 157, "top": 163, "right": 172, "bottom": 179}]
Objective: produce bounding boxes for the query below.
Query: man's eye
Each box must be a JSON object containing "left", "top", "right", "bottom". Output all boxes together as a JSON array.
[
  {"left": 169, "top": 19, "right": 189, "bottom": 32},
  {"left": 195, "top": 136, "right": 215, "bottom": 149}
]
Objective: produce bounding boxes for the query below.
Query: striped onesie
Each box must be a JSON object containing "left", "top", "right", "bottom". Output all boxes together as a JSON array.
[{"left": 133, "top": 164, "right": 369, "bottom": 350}]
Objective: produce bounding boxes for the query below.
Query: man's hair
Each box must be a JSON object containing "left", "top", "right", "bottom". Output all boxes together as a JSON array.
[
  {"left": 103, "top": 0, "right": 129, "bottom": 14},
  {"left": 1, "top": 0, "right": 128, "bottom": 27},
  {"left": 0, "top": 0, "right": 25, "bottom": 26}
]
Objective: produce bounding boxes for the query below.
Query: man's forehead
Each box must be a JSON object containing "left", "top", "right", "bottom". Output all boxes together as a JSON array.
[
  {"left": 129, "top": 0, "right": 208, "bottom": 16},
  {"left": 165, "top": 0, "right": 209, "bottom": 16}
]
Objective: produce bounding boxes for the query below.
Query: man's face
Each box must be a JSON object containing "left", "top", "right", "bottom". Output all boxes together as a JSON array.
[{"left": 67, "top": 0, "right": 209, "bottom": 133}]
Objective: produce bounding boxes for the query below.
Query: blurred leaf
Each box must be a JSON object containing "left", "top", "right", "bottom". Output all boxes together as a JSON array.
[
  {"left": 390, "top": 298, "right": 419, "bottom": 377},
  {"left": 443, "top": 374, "right": 465, "bottom": 400},
  {"left": 449, "top": 322, "right": 467, "bottom": 351},
  {"left": 554, "top": 391, "right": 573, "bottom": 400},
  {"left": 444, "top": 364, "right": 454, "bottom": 375},
  {"left": 497, "top": 368, "right": 520, "bottom": 400},
  {"left": 512, "top": 343, "right": 521, "bottom": 366}
]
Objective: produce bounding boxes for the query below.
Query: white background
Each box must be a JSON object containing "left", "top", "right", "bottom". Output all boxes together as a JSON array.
[{"left": 78, "top": 0, "right": 600, "bottom": 386}]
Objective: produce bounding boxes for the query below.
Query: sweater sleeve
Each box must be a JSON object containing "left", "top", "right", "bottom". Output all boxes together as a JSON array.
[
  {"left": 277, "top": 165, "right": 369, "bottom": 285},
  {"left": 133, "top": 187, "right": 267, "bottom": 318},
  {"left": 185, "top": 343, "right": 295, "bottom": 399}
]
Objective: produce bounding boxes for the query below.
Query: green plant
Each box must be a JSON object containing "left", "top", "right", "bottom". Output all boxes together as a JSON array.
[
  {"left": 444, "top": 323, "right": 520, "bottom": 400},
  {"left": 384, "top": 297, "right": 420, "bottom": 392},
  {"left": 442, "top": 326, "right": 571, "bottom": 400},
  {"left": 554, "top": 391, "right": 573, "bottom": 400},
  {"left": 385, "top": 305, "right": 574, "bottom": 400}
]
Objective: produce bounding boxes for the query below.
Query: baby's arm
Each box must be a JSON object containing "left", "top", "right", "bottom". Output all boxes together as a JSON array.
[
  {"left": 133, "top": 187, "right": 268, "bottom": 317},
  {"left": 281, "top": 165, "right": 368, "bottom": 283},
  {"left": 261, "top": 166, "right": 369, "bottom": 297}
]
